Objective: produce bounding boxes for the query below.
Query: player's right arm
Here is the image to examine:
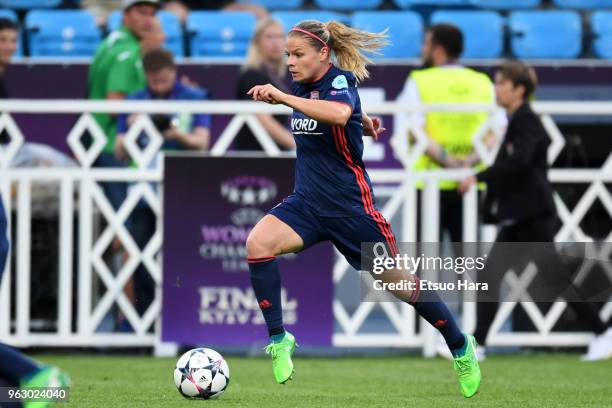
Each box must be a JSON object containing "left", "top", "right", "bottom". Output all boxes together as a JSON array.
[{"left": 248, "top": 83, "right": 351, "bottom": 127}]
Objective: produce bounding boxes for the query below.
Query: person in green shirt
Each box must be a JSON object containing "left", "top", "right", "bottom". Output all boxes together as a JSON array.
[{"left": 88, "top": 0, "right": 159, "bottom": 209}]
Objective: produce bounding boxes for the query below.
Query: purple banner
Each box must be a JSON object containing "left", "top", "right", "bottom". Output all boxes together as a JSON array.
[{"left": 162, "top": 154, "right": 334, "bottom": 346}]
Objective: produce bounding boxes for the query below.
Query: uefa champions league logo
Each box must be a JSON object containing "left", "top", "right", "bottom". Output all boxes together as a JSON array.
[{"left": 220, "top": 176, "right": 278, "bottom": 206}]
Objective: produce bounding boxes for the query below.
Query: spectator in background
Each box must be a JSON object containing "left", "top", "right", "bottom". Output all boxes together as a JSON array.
[
  {"left": 116, "top": 48, "right": 211, "bottom": 159},
  {"left": 163, "top": 0, "right": 269, "bottom": 24},
  {"left": 88, "top": 0, "right": 158, "bottom": 210},
  {"left": 0, "top": 18, "right": 17, "bottom": 99},
  {"left": 459, "top": 60, "right": 612, "bottom": 362},
  {"left": 394, "top": 23, "right": 505, "bottom": 242},
  {"left": 115, "top": 48, "right": 211, "bottom": 316},
  {"left": 235, "top": 18, "right": 294, "bottom": 151}
]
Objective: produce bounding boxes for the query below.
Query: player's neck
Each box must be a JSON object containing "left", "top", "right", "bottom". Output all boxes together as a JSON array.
[{"left": 308, "top": 63, "right": 333, "bottom": 83}]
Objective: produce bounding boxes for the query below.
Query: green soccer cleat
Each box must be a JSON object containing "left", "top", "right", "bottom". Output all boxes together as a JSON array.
[
  {"left": 20, "top": 365, "right": 71, "bottom": 408},
  {"left": 453, "top": 334, "right": 481, "bottom": 398},
  {"left": 265, "top": 331, "right": 297, "bottom": 384}
]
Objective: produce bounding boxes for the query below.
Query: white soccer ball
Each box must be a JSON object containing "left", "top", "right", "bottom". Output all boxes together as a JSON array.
[{"left": 174, "top": 348, "right": 230, "bottom": 400}]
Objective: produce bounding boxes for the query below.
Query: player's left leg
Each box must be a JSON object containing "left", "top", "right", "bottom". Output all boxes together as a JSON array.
[
  {"left": 325, "top": 212, "right": 481, "bottom": 398},
  {"left": 0, "top": 196, "right": 70, "bottom": 406}
]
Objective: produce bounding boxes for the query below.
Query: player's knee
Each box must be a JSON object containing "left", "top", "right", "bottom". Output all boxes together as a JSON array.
[{"left": 245, "top": 231, "right": 276, "bottom": 259}]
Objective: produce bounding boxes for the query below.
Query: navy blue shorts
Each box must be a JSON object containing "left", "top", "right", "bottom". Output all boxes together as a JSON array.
[{"left": 269, "top": 194, "right": 398, "bottom": 271}]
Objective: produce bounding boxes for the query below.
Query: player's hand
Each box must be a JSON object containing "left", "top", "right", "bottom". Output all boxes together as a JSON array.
[
  {"left": 247, "top": 84, "right": 286, "bottom": 105},
  {"left": 458, "top": 175, "right": 477, "bottom": 194},
  {"left": 362, "top": 115, "right": 385, "bottom": 141}
]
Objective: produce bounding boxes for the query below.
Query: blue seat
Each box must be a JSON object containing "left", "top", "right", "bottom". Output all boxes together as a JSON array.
[
  {"left": 236, "top": 0, "right": 303, "bottom": 9},
  {"left": 0, "top": 0, "right": 61, "bottom": 8},
  {"left": 272, "top": 11, "right": 349, "bottom": 31},
  {"left": 472, "top": 0, "right": 540, "bottom": 9},
  {"left": 314, "top": 0, "right": 382, "bottom": 10},
  {"left": 0, "top": 8, "right": 21, "bottom": 57},
  {"left": 553, "top": 0, "right": 612, "bottom": 9},
  {"left": 509, "top": 11, "right": 582, "bottom": 59},
  {"left": 107, "top": 10, "right": 184, "bottom": 57},
  {"left": 26, "top": 10, "right": 101, "bottom": 57},
  {"left": 351, "top": 11, "right": 423, "bottom": 59},
  {"left": 592, "top": 11, "right": 612, "bottom": 59},
  {"left": 430, "top": 10, "right": 503, "bottom": 58},
  {"left": 0, "top": 8, "right": 16, "bottom": 20},
  {"left": 394, "top": 0, "right": 472, "bottom": 8},
  {"left": 187, "top": 11, "right": 255, "bottom": 57}
]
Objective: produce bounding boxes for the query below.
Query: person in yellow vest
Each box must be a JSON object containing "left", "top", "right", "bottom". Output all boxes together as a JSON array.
[{"left": 394, "top": 23, "right": 506, "bottom": 242}]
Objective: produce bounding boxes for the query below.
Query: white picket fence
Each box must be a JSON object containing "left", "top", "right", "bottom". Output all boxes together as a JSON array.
[{"left": 0, "top": 99, "right": 610, "bottom": 356}]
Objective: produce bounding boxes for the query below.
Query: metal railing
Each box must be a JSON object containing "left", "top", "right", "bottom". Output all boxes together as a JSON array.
[{"left": 0, "top": 100, "right": 609, "bottom": 355}]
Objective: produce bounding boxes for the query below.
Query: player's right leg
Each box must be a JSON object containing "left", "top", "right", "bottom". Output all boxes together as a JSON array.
[
  {"left": 246, "top": 215, "right": 302, "bottom": 384},
  {"left": 246, "top": 196, "right": 323, "bottom": 384}
]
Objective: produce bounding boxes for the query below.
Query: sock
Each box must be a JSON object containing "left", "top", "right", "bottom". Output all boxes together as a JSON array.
[
  {"left": 450, "top": 334, "right": 469, "bottom": 358},
  {"left": 409, "top": 277, "right": 465, "bottom": 353},
  {"left": 0, "top": 343, "right": 40, "bottom": 383},
  {"left": 248, "top": 256, "right": 284, "bottom": 337},
  {"left": 270, "top": 332, "right": 286, "bottom": 343}
]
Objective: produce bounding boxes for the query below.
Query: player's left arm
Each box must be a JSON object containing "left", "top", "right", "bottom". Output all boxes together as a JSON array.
[{"left": 248, "top": 84, "right": 351, "bottom": 126}]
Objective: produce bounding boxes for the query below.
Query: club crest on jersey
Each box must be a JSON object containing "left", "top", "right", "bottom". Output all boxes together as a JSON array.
[
  {"left": 310, "top": 90, "right": 319, "bottom": 99},
  {"left": 332, "top": 75, "right": 348, "bottom": 89}
]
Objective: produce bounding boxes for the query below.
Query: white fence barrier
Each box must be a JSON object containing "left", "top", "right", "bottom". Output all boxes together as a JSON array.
[{"left": 0, "top": 100, "right": 610, "bottom": 354}]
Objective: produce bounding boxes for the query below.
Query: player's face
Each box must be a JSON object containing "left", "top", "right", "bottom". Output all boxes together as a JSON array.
[
  {"left": 258, "top": 23, "right": 285, "bottom": 64},
  {"left": 494, "top": 72, "right": 524, "bottom": 108},
  {"left": 286, "top": 35, "right": 329, "bottom": 83},
  {"left": 123, "top": 4, "right": 157, "bottom": 40},
  {"left": 0, "top": 29, "right": 17, "bottom": 65},
  {"left": 147, "top": 67, "right": 177, "bottom": 97}
]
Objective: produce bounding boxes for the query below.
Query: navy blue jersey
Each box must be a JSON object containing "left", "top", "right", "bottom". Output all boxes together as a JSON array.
[{"left": 290, "top": 64, "right": 376, "bottom": 217}]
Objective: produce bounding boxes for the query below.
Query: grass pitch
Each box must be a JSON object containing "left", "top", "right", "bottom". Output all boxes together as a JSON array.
[{"left": 38, "top": 353, "right": 611, "bottom": 408}]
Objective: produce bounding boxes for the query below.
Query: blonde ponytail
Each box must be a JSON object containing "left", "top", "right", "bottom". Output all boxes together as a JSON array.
[
  {"left": 325, "top": 21, "right": 388, "bottom": 82},
  {"left": 289, "top": 20, "right": 389, "bottom": 82}
]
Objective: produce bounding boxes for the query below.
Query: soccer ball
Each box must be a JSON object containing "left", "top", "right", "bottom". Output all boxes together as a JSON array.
[{"left": 173, "top": 348, "right": 230, "bottom": 399}]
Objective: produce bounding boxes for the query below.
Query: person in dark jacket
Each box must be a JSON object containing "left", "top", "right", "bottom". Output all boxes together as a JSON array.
[{"left": 459, "top": 60, "right": 612, "bottom": 361}]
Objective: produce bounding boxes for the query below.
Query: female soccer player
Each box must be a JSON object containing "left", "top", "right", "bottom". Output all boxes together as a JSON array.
[{"left": 246, "top": 20, "right": 481, "bottom": 398}]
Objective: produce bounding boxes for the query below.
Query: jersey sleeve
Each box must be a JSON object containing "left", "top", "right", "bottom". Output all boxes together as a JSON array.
[{"left": 324, "top": 74, "right": 357, "bottom": 111}]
